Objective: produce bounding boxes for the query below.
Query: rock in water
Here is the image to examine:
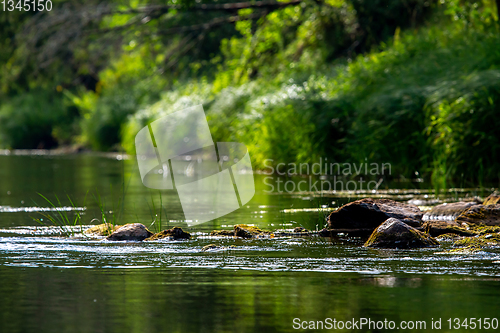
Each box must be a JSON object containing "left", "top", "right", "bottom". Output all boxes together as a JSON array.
[
  {"left": 456, "top": 204, "right": 500, "bottom": 226},
  {"left": 210, "top": 229, "right": 236, "bottom": 236},
  {"left": 423, "top": 201, "right": 478, "bottom": 221},
  {"left": 326, "top": 198, "right": 423, "bottom": 234},
  {"left": 422, "top": 220, "right": 475, "bottom": 237},
  {"left": 84, "top": 223, "right": 121, "bottom": 236},
  {"left": 210, "top": 224, "right": 270, "bottom": 238},
  {"left": 483, "top": 193, "right": 500, "bottom": 206},
  {"left": 364, "top": 218, "right": 439, "bottom": 249},
  {"left": 106, "top": 223, "right": 153, "bottom": 241},
  {"left": 145, "top": 227, "right": 191, "bottom": 241},
  {"left": 201, "top": 244, "right": 221, "bottom": 252},
  {"left": 234, "top": 225, "right": 253, "bottom": 238}
]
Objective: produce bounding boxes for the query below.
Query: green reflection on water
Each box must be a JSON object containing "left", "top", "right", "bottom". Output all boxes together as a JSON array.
[
  {"left": 0, "top": 154, "right": 499, "bottom": 332},
  {"left": 1, "top": 267, "right": 500, "bottom": 333}
]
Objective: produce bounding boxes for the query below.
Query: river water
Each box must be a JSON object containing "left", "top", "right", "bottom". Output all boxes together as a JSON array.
[{"left": 0, "top": 153, "right": 499, "bottom": 332}]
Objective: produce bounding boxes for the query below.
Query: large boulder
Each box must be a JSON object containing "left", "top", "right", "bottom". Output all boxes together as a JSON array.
[
  {"left": 326, "top": 198, "right": 423, "bottom": 234},
  {"left": 423, "top": 201, "right": 478, "bottom": 221},
  {"left": 456, "top": 204, "right": 500, "bottom": 226},
  {"left": 364, "top": 218, "right": 439, "bottom": 249},
  {"left": 106, "top": 223, "right": 153, "bottom": 241}
]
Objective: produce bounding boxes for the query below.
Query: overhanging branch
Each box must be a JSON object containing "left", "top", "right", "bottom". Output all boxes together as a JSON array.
[
  {"left": 157, "top": 11, "right": 268, "bottom": 35},
  {"left": 113, "top": 0, "right": 303, "bottom": 15},
  {"left": 95, "top": 0, "right": 303, "bottom": 34}
]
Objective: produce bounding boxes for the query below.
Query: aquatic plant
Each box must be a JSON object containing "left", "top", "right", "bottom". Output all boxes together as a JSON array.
[
  {"left": 147, "top": 190, "right": 169, "bottom": 234},
  {"left": 32, "top": 193, "right": 85, "bottom": 237},
  {"left": 93, "top": 190, "right": 120, "bottom": 236}
]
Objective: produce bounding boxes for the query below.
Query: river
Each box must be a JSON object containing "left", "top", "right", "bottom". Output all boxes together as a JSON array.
[{"left": 0, "top": 153, "right": 499, "bottom": 332}]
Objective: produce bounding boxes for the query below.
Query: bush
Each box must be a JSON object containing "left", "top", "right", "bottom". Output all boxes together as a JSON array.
[{"left": 0, "top": 90, "right": 77, "bottom": 149}]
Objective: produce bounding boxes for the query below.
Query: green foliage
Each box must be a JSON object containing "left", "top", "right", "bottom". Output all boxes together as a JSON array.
[
  {"left": 122, "top": 0, "right": 500, "bottom": 187},
  {"left": 73, "top": 49, "right": 169, "bottom": 150},
  {"left": 2, "top": 0, "right": 500, "bottom": 187},
  {"left": 0, "top": 90, "right": 78, "bottom": 148}
]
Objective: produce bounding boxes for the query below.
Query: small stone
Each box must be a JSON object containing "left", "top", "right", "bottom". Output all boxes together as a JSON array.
[
  {"left": 145, "top": 227, "right": 191, "bottom": 241},
  {"left": 201, "top": 244, "right": 221, "bottom": 252},
  {"left": 210, "top": 229, "right": 235, "bottom": 236},
  {"left": 234, "top": 225, "right": 253, "bottom": 238},
  {"left": 210, "top": 224, "right": 270, "bottom": 238}
]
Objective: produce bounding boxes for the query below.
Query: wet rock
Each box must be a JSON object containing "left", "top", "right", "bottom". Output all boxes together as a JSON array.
[
  {"left": 423, "top": 202, "right": 478, "bottom": 221},
  {"left": 210, "top": 229, "right": 235, "bottom": 236},
  {"left": 234, "top": 225, "right": 253, "bottom": 238},
  {"left": 437, "top": 245, "right": 483, "bottom": 254},
  {"left": 422, "top": 220, "right": 475, "bottom": 237},
  {"left": 84, "top": 223, "right": 121, "bottom": 236},
  {"left": 234, "top": 224, "right": 269, "bottom": 237},
  {"left": 201, "top": 244, "right": 221, "bottom": 251},
  {"left": 145, "top": 227, "right": 191, "bottom": 241},
  {"left": 201, "top": 244, "right": 237, "bottom": 252},
  {"left": 435, "top": 233, "right": 462, "bottom": 241},
  {"left": 467, "top": 224, "right": 500, "bottom": 235},
  {"left": 106, "top": 223, "right": 153, "bottom": 241},
  {"left": 364, "top": 218, "right": 439, "bottom": 249},
  {"left": 483, "top": 193, "right": 500, "bottom": 205},
  {"left": 453, "top": 233, "right": 500, "bottom": 248},
  {"left": 210, "top": 224, "right": 270, "bottom": 238},
  {"left": 326, "top": 198, "right": 423, "bottom": 234},
  {"left": 294, "top": 227, "right": 309, "bottom": 233},
  {"left": 456, "top": 204, "right": 500, "bottom": 226}
]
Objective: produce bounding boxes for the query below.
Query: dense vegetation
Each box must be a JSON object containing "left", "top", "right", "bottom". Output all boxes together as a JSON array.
[{"left": 1, "top": 0, "right": 500, "bottom": 187}]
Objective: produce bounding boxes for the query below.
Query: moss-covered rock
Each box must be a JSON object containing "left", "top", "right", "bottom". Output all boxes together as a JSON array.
[
  {"left": 201, "top": 244, "right": 220, "bottom": 251},
  {"left": 201, "top": 244, "right": 237, "bottom": 252},
  {"left": 483, "top": 193, "right": 500, "bottom": 205},
  {"left": 422, "top": 220, "right": 475, "bottom": 237},
  {"left": 210, "top": 224, "right": 270, "bottom": 238},
  {"left": 435, "top": 233, "right": 462, "bottom": 241},
  {"left": 84, "top": 223, "right": 121, "bottom": 236},
  {"left": 453, "top": 233, "right": 500, "bottom": 248},
  {"left": 234, "top": 226, "right": 253, "bottom": 238},
  {"left": 144, "top": 227, "right": 191, "bottom": 241},
  {"left": 106, "top": 223, "right": 153, "bottom": 241},
  {"left": 440, "top": 245, "right": 483, "bottom": 254},
  {"left": 364, "top": 218, "right": 439, "bottom": 249},
  {"left": 467, "top": 224, "right": 500, "bottom": 235},
  {"left": 210, "top": 229, "right": 236, "bottom": 236},
  {"left": 327, "top": 198, "right": 423, "bottom": 235},
  {"left": 456, "top": 204, "right": 500, "bottom": 226}
]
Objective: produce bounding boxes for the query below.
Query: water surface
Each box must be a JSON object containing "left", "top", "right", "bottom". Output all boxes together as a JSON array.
[{"left": 0, "top": 154, "right": 499, "bottom": 332}]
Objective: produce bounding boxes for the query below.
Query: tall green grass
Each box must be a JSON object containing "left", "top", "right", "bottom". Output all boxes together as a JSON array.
[
  {"left": 147, "top": 191, "right": 170, "bottom": 233},
  {"left": 32, "top": 193, "right": 85, "bottom": 237}
]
